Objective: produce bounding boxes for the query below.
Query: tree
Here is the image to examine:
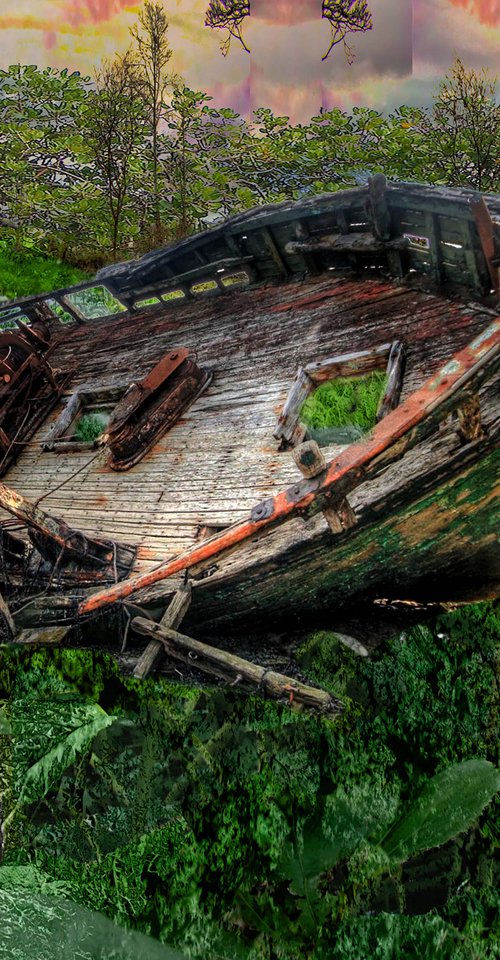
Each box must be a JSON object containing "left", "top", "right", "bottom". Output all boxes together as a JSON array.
[
  {"left": 321, "top": 0, "right": 373, "bottom": 63},
  {"left": 0, "top": 66, "right": 91, "bottom": 252},
  {"left": 426, "top": 57, "right": 500, "bottom": 192},
  {"left": 84, "top": 52, "right": 149, "bottom": 259},
  {"left": 130, "top": 1, "right": 173, "bottom": 244},
  {"left": 205, "top": 1, "right": 251, "bottom": 55}
]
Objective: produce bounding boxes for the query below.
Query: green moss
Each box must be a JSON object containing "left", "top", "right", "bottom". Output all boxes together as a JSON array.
[{"left": 301, "top": 371, "right": 387, "bottom": 439}]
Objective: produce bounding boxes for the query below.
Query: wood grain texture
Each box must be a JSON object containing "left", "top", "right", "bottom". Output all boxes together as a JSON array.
[{"left": 132, "top": 582, "right": 192, "bottom": 678}]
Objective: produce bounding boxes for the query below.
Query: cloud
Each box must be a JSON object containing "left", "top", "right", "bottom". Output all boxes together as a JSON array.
[
  {"left": 251, "top": 0, "right": 319, "bottom": 25},
  {"left": 413, "top": 0, "right": 500, "bottom": 76},
  {"left": 448, "top": 0, "right": 500, "bottom": 26},
  {"left": 64, "top": 1, "right": 139, "bottom": 27}
]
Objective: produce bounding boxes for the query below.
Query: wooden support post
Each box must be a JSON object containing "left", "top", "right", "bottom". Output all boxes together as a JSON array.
[
  {"left": 377, "top": 340, "right": 406, "bottom": 421},
  {"left": 294, "top": 441, "right": 357, "bottom": 534},
  {"left": 293, "top": 440, "right": 326, "bottom": 478},
  {"left": 132, "top": 583, "right": 192, "bottom": 679},
  {"left": 132, "top": 617, "right": 343, "bottom": 712},
  {"left": 262, "top": 227, "right": 289, "bottom": 277},
  {"left": 425, "top": 212, "right": 445, "bottom": 286},
  {"left": 368, "top": 173, "right": 392, "bottom": 241},
  {"left": 0, "top": 591, "right": 15, "bottom": 639},
  {"left": 322, "top": 497, "right": 358, "bottom": 534},
  {"left": 470, "top": 194, "right": 500, "bottom": 294},
  {"left": 274, "top": 367, "right": 314, "bottom": 446}
]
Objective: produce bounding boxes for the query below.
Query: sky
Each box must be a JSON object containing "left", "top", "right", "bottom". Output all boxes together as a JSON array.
[{"left": 0, "top": 0, "right": 498, "bottom": 121}]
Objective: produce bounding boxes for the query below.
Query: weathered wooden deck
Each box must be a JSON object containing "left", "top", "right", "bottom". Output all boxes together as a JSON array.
[{"left": 3, "top": 272, "right": 496, "bottom": 576}]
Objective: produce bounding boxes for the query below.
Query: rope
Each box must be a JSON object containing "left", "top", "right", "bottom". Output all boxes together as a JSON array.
[{"left": 34, "top": 449, "right": 104, "bottom": 506}]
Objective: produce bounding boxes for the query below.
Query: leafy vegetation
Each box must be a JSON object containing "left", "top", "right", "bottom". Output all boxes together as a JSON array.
[
  {"left": 0, "top": 601, "right": 498, "bottom": 958},
  {"left": 0, "top": 39, "right": 497, "bottom": 266},
  {"left": 73, "top": 412, "right": 110, "bottom": 442},
  {"left": 300, "top": 371, "right": 387, "bottom": 444}
]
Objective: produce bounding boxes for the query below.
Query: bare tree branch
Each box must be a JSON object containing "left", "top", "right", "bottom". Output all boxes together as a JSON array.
[
  {"left": 205, "top": 0, "right": 251, "bottom": 55},
  {"left": 322, "top": 0, "right": 373, "bottom": 63}
]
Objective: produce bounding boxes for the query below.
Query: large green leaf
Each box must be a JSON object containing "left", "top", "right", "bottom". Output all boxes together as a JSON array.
[
  {"left": 0, "top": 887, "right": 186, "bottom": 960},
  {"left": 381, "top": 760, "right": 500, "bottom": 863},
  {"left": 13, "top": 702, "right": 116, "bottom": 806}
]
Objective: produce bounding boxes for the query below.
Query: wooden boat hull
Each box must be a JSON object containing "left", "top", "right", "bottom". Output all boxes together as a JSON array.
[{"left": 0, "top": 177, "right": 499, "bottom": 646}]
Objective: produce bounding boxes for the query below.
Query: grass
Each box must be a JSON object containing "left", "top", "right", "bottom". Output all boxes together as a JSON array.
[
  {"left": 301, "top": 371, "right": 388, "bottom": 439},
  {"left": 0, "top": 246, "right": 90, "bottom": 301},
  {"left": 73, "top": 412, "right": 110, "bottom": 442}
]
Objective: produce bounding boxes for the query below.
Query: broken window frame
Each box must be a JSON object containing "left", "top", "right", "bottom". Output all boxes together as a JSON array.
[
  {"left": 274, "top": 340, "right": 405, "bottom": 449},
  {"left": 41, "top": 388, "right": 123, "bottom": 453}
]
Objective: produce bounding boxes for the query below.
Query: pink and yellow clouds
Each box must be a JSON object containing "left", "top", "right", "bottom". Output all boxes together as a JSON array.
[
  {"left": 0, "top": 0, "right": 498, "bottom": 121},
  {"left": 448, "top": 0, "right": 500, "bottom": 26},
  {"left": 64, "top": 1, "right": 139, "bottom": 26}
]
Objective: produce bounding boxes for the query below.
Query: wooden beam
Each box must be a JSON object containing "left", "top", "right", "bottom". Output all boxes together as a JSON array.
[
  {"left": 132, "top": 583, "right": 192, "bottom": 679},
  {"left": 470, "top": 195, "right": 500, "bottom": 294},
  {"left": 274, "top": 367, "right": 314, "bottom": 445},
  {"left": 262, "top": 227, "right": 289, "bottom": 277},
  {"left": 285, "top": 234, "right": 408, "bottom": 255},
  {"left": 132, "top": 617, "right": 343, "bottom": 712},
  {"left": 0, "top": 592, "right": 15, "bottom": 639},
  {"left": 305, "top": 344, "right": 391, "bottom": 385},
  {"left": 377, "top": 340, "right": 406, "bottom": 421}
]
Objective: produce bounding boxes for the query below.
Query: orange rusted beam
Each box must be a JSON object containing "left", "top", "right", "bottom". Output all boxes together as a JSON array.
[{"left": 78, "top": 318, "right": 500, "bottom": 618}]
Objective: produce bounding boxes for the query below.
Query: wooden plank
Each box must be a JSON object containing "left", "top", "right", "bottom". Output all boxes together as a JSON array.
[
  {"left": 305, "top": 344, "right": 391, "bottom": 384},
  {"left": 132, "top": 582, "right": 192, "bottom": 678},
  {"left": 132, "top": 617, "right": 343, "bottom": 712},
  {"left": 14, "top": 625, "right": 71, "bottom": 646},
  {"left": 274, "top": 367, "right": 314, "bottom": 445},
  {"left": 0, "top": 591, "right": 15, "bottom": 639},
  {"left": 470, "top": 195, "right": 500, "bottom": 294}
]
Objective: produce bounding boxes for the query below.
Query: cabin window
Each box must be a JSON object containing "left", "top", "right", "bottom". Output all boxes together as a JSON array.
[
  {"left": 162, "top": 289, "right": 185, "bottom": 302},
  {"left": 221, "top": 271, "right": 249, "bottom": 289},
  {"left": 274, "top": 341, "right": 405, "bottom": 450},
  {"left": 134, "top": 296, "right": 162, "bottom": 309},
  {"left": 191, "top": 279, "right": 218, "bottom": 295},
  {"left": 44, "top": 298, "right": 76, "bottom": 325},
  {"left": 62, "top": 285, "right": 127, "bottom": 321}
]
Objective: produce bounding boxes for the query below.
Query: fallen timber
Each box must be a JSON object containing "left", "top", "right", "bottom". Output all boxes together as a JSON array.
[
  {"left": 132, "top": 615, "right": 342, "bottom": 712},
  {"left": 0, "top": 175, "right": 499, "bottom": 682}
]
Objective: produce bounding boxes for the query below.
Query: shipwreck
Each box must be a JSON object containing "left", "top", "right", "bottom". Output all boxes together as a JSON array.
[{"left": 0, "top": 175, "right": 498, "bottom": 705}]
